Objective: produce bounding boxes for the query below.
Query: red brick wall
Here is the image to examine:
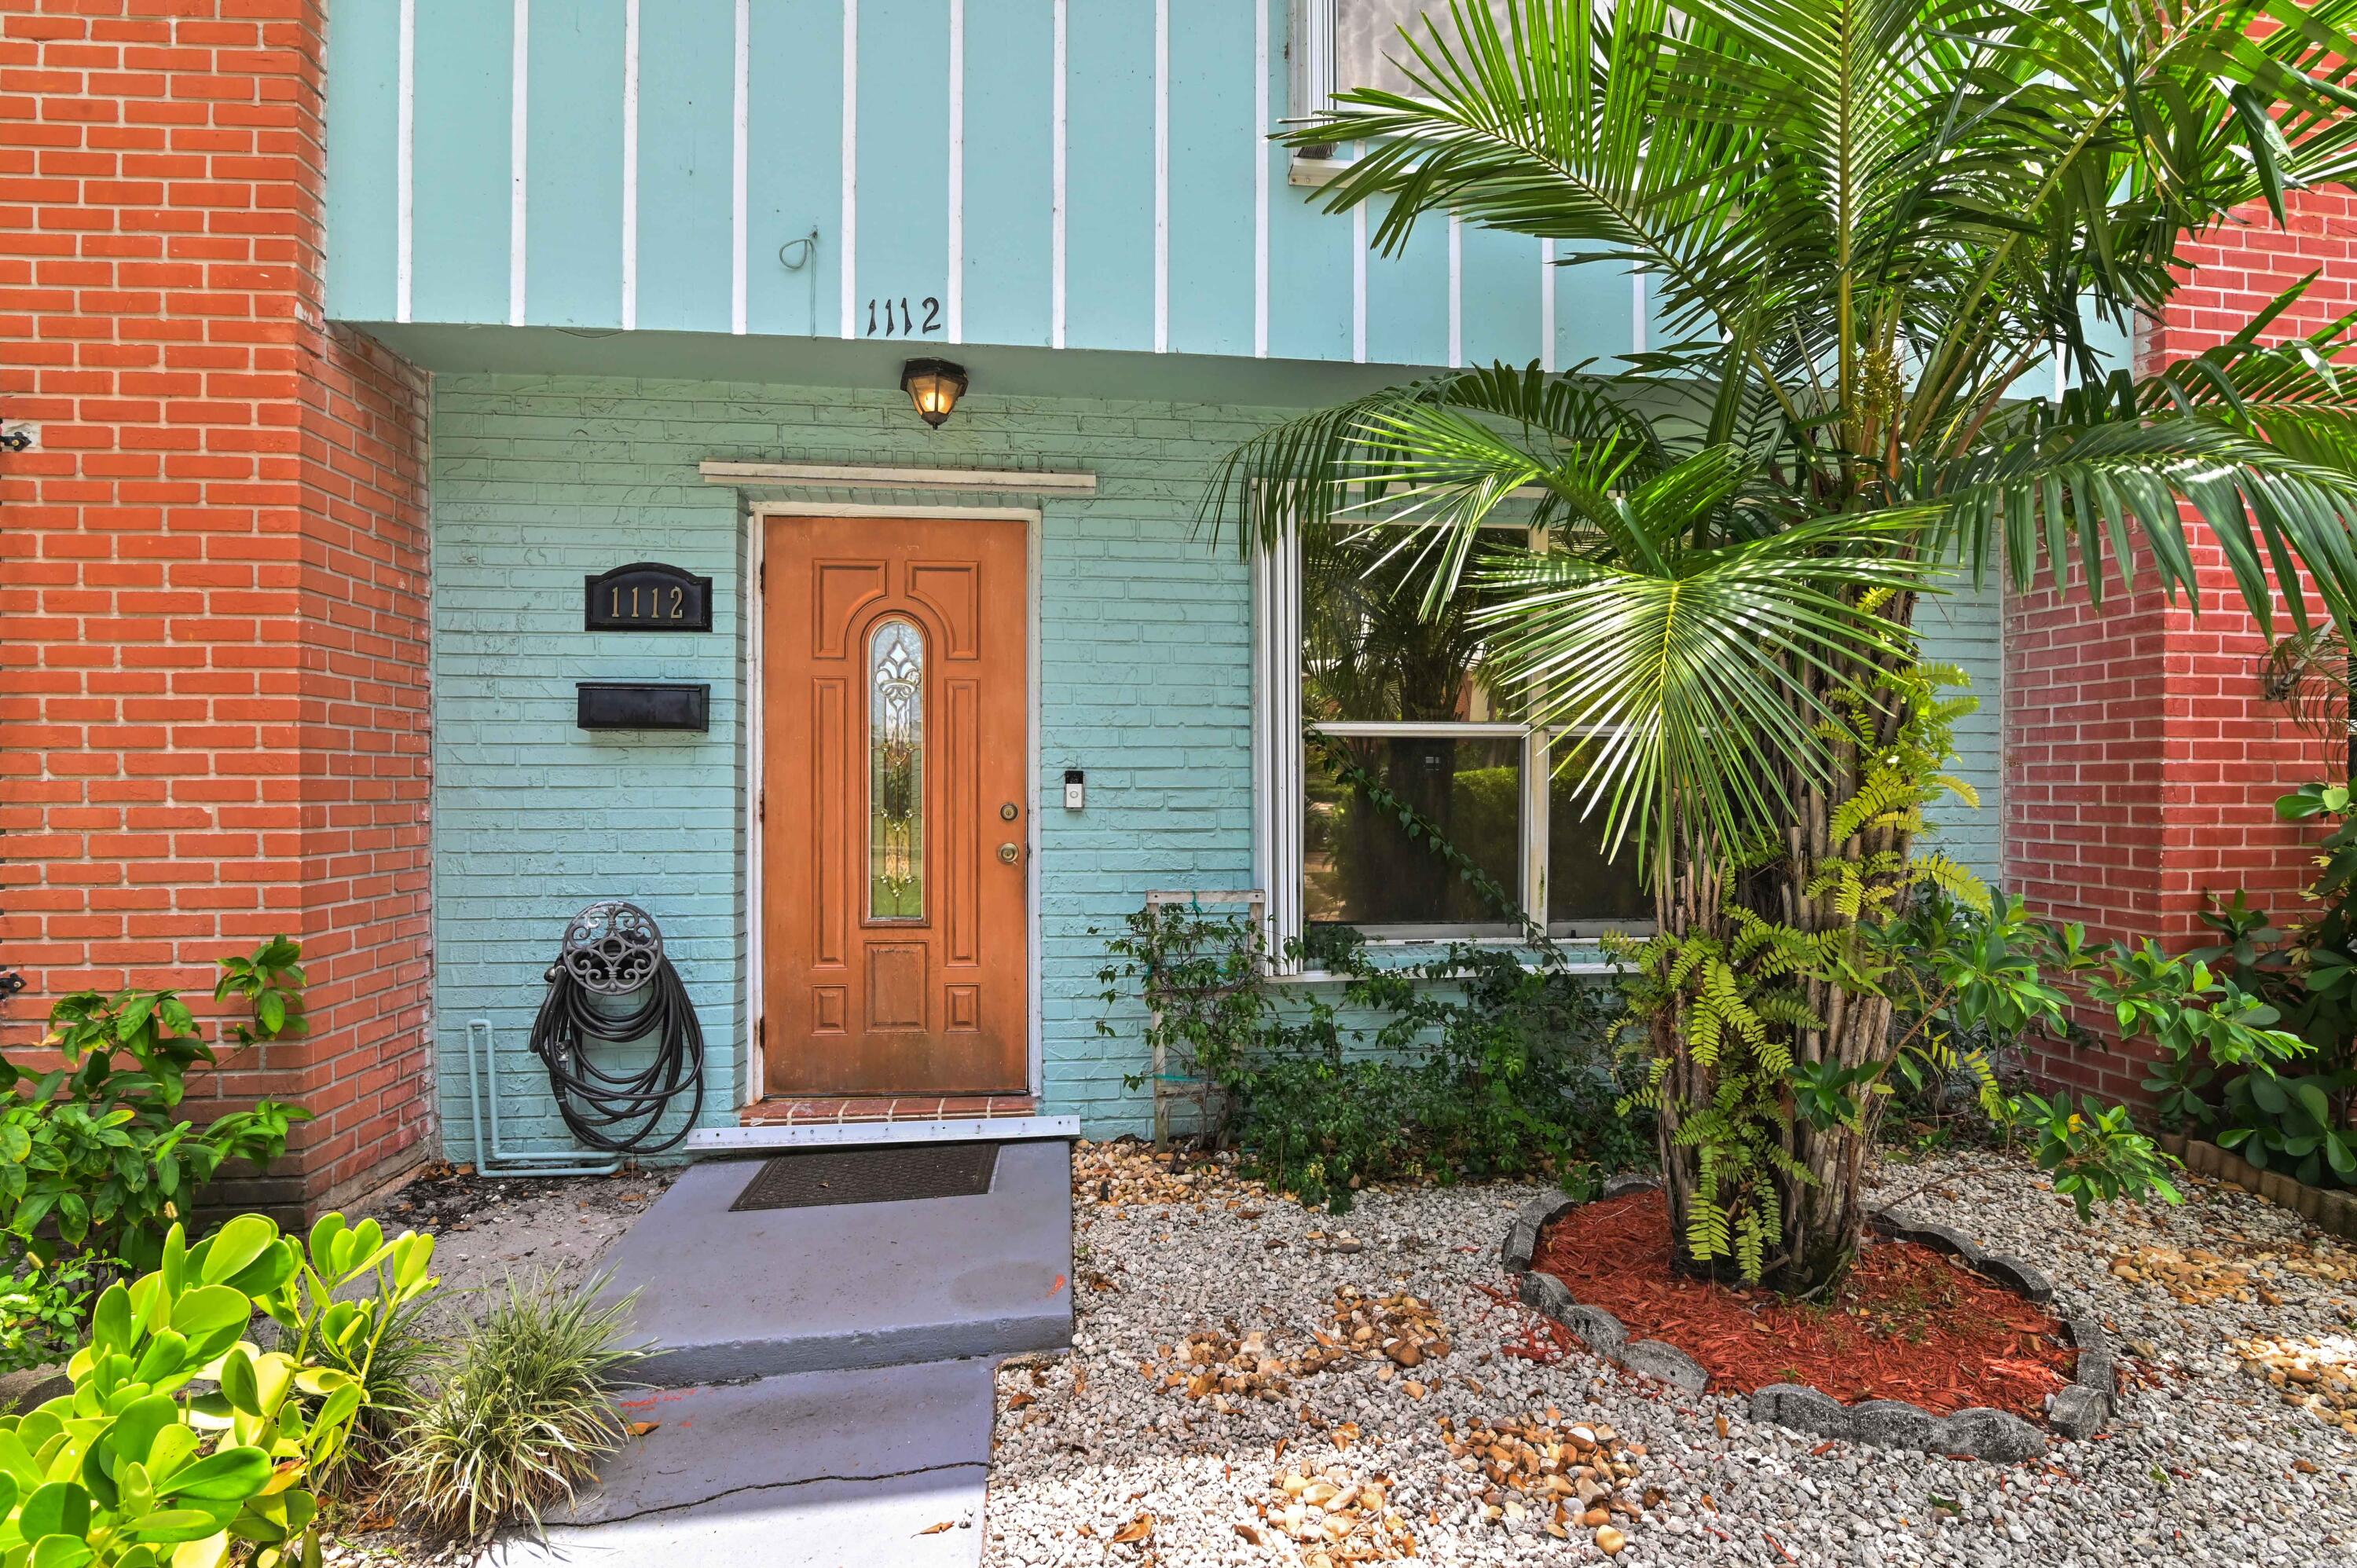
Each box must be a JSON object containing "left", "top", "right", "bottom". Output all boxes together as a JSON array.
[
  {"left": 2004, "top": 189, "right": 2357, "bottom": 1104},
  {"left": 0, "top": 0, "right": 434, "bottom": 1213}
]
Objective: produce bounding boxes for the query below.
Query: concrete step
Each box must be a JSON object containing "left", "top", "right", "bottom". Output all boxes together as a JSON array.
[
  {"left": 596, "top": 1138, "right": 1072, "bottom": 1387},
  {"left": 484, "top": 1359, "right": 992, "bottom": 1568}
]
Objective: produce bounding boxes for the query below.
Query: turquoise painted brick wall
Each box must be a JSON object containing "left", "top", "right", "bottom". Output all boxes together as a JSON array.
[
  {"left": 1917, "top": 584, "right": 2004, "bottom": 881},
  {"left": 428, "top": 372, "right": 2007, "bottom": 1156},
  {"left": 431, "top": 374, "right": 1286, "bottom": 1151}
]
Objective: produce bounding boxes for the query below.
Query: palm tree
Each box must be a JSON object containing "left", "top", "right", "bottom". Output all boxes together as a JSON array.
[{"left": 1213, "top": 0, "right": 2357, "bottom": 1289}]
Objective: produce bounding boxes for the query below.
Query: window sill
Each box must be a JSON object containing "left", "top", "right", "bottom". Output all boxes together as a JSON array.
[
  {"left": 1288, "top": 152, "right": 1352, "bottom": 189},
  {"left": 1269, "top": 935, "right": 1633, "bottom": 985}
]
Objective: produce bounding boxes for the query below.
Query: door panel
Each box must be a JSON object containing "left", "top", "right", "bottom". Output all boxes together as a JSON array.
[{"left": 763, "top": 515, "right": 1029, "bottom": 1096}]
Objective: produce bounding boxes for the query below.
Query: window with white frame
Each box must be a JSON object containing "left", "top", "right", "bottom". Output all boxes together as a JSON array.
[
  {"left": 1255, "top": 525, "right": 1651, "bottom": 954},
  {"left": 1295, "top": 0, "right": 1517, "bottom": 114}
]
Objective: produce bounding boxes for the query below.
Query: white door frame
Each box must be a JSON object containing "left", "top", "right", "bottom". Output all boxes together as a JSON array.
[{"left": 741, "top": 500, "right": 1046, "bottom": 1106}]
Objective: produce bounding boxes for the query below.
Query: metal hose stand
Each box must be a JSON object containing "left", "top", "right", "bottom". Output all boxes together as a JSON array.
[{"left": 465, "top": 1020, "right": 621, "bottom": 1178}]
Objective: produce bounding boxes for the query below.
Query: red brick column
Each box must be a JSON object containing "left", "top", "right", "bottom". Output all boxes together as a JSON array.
[
  {"left": 2003, "top": 189, "right": 2357, "bottom": 1104},
  {"left": 0, "top": 1, "right": 434, "bottom": 1214}
]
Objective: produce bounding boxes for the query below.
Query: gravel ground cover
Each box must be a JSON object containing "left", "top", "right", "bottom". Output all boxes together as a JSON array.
[{"left": 984, "top": 1143, "right": 2357, "bottom": 1568}]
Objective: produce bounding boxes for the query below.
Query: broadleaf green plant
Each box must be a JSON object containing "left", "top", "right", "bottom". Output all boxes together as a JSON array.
[
  {"left": 255, "top": 1214, "right": 442, "bottom": 1477},
  {"left": 2178, "top": 782, "right": 2357, "bottom": 1187},
  {"left": 0, "top": 1210, "right": 433, "bottom": 1568},
  {"left": 1, "top": 940, "right": 311, "bottom": 1269}
]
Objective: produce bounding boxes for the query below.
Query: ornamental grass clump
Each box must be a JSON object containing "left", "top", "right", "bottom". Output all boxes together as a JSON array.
[{"left": 383, "top": 1274, "right": 643, "bottom": 1539}]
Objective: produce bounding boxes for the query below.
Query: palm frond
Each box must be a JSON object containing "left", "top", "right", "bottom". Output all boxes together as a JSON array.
[
  {"left": 1203, "top": 361, "right": 1666, "bottom": 551},
  {"left": 1939, "top": 398, "right": 2357, "bottom": 633},
  {"left": 1471, "top": 503, "right": 1944, "bottom": 876}
]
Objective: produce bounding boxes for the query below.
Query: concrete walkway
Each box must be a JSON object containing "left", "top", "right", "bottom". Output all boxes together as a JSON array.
[
  {"left": 486, "top": 1139, "right": 1072, "bottom": 1566},
  {"left": 486, "top": 1359, "right": 992, "bottom": 1568},
  {"left": 599, "top": 1141, "right": 1073, "bottom": 1387}
]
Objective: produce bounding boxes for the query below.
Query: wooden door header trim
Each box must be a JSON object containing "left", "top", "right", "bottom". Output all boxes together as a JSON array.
[
  {"left": 702, "top": 460, "right": 1096, "bottom": 495},
  {"left": 748, "top": 500, "right": 1044, "bottom": 523}
]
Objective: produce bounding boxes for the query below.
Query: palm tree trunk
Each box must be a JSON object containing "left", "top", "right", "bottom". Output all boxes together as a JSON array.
[{"left": 1652, "top": 627, "right": 1918, "bottom": 1294}]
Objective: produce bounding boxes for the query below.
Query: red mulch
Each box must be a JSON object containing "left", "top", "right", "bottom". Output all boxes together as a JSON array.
[{"left": 1530, "top": 1190, "right": 2076, "bottom": 1420}]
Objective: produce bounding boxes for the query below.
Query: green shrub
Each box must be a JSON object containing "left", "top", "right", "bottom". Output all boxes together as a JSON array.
[
  {"left": 383, "top": 1275, "right": 643, "bottom": 1539},
  {"left": 0, "top": 1209, "right": 432, "bottom": 1568},
  {"left": 0, "top": 1252, "right": 115, "bottom": 1379},
  {"left": 2179, "top": 785, "right": 2357, "bottom": 1188},
  {"left": 1244, "top": 937, "right": 1645, "bottom": 1210},
  {"left": 1875, "top": 893, "right": 2296, "bottom": 1214},
  {"left": 2, "top": 940, "right": 310, "bottom": 1270},
  {"left": 1094, "top": 902, "right": 1646, "bottom": 1213}
]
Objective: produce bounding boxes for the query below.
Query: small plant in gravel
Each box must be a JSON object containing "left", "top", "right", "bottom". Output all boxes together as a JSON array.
[{"left": 383, "top": 1273, "right": 643, "bottom": 1539}]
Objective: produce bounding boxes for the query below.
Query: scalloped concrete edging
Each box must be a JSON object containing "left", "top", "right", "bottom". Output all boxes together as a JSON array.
[
  {"left": 2160, "top": 1133, "right": 2357, "bottom": 1241},
  {"left": 1497, "top": 1178, "right": 2115, "bottom": 1460}
]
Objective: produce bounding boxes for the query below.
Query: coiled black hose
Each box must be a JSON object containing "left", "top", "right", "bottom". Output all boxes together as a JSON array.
[{"left": 526, "top": 957, "right": 705, "bottom": 1153}]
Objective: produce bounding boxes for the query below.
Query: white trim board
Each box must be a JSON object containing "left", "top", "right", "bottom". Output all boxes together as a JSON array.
[
  {"left": 701, "top": 460, "right": 1097, "bottom": 495},
  {"left": 737, "top": 498, "right": 1048, "bottom": 1112}
]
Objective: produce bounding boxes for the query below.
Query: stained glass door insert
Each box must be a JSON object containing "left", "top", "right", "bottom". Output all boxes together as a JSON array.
[{"left": 868, "top": 617, "right": 925, "bottom": 919}]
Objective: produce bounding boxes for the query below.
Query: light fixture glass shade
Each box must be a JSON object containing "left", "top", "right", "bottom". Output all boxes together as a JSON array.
[{"left": 900, "top": 357, "right": 968, "bottom": 428}]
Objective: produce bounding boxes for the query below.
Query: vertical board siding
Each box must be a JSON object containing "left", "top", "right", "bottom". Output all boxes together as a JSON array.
[
  {"left": 959, "top": 0, "right": 1055, "bottom": 347},
  {"left": 526, "top": 0, "right": 627, "bottom": 327},
  {"left": 324, "top": 0, "right": 401, "bottom": 321},
  {"left": 1164, "top": 0, "right": 1256, "bottom": 357},
  {"left": 1457, "top": 221, "right": 1542, "bottom": 369},
  {"left": 409, "top": 0, "right": 513, "bottom": 324},
  {"left": 1063, "top": 0, "right": 1157, "bottom": 354},
  {"left": 745, "top": 0, "right": 844, "bottom": 339},
  {"left": 1552, "top": 247, "right": 1636, "bottom": 370},
  {"left": 852, "top": 0, "right": 954, "bottom": 346},
  {"left": 1363, "top": 200, "right": 1450, "bottom": 369},
  {"left": 328, "top": 8, "right": 1739, "bottom": 376},
  {"left": 1917, "top": 577, "right": 2006, "bottom": 882},
  {"left": 1640, "top": 266, "right": 1681, "bottom": 354},
  {"left": 635, "top": 0, "right": 738, "bottom": 334}
]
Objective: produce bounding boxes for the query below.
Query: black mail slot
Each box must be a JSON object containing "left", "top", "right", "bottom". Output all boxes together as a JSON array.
[{"left": 577, "top": 681, "right": 710, "bottom": 731}]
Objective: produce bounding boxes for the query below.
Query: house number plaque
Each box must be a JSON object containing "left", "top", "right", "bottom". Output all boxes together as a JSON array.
[{"left": 584, "top": 562, "right": 713, "bottom": 632}]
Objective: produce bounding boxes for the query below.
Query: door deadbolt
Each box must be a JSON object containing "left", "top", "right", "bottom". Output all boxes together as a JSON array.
[
  {"left": 998, "top": 842, "right": 1021, "bottom": 864},
  {"left": 999, "top": 802, "right": 1020, "bottom": 821}
]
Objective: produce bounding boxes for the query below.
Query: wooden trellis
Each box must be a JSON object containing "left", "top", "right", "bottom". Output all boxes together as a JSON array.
[{"left": 1142, "top": 889, "right": 1268, "bottom": 1149}]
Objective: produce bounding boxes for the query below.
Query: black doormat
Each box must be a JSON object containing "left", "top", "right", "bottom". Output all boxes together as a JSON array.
[{"left": 729, "top": 1141, "right": 1001, "bottom": 1211}]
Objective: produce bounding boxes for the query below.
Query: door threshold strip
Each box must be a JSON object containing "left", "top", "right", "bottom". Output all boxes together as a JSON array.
[{"left": 684, "top": 1114, "right": 1079, "bottom": 1153}]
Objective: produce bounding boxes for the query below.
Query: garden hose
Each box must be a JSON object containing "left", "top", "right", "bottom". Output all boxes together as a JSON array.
[{"left": 526, "top": 901, "right": 706, "bottom": 1154}]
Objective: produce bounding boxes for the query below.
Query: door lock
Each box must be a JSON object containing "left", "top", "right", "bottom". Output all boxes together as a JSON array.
[
  {"left": 998, "top": 842, "right": 1021, "bottom": 864},
  {"left": 999, "top": 802, "right": 1020, "bottom": 822}
]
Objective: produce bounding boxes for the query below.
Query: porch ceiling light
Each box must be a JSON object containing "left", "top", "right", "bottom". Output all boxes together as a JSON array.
[{"left": 900, "top": 357, "right": 968, "bottom": 429}]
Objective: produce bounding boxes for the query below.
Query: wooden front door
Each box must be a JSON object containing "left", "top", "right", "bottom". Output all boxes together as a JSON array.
[{"left": 761, "top": 515, "right": 1029, "bottom": 1096}]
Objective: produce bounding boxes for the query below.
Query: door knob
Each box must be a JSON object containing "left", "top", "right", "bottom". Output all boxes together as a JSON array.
[{"left": 998, "top": 842, "right": 1020, "bottom": 864}]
